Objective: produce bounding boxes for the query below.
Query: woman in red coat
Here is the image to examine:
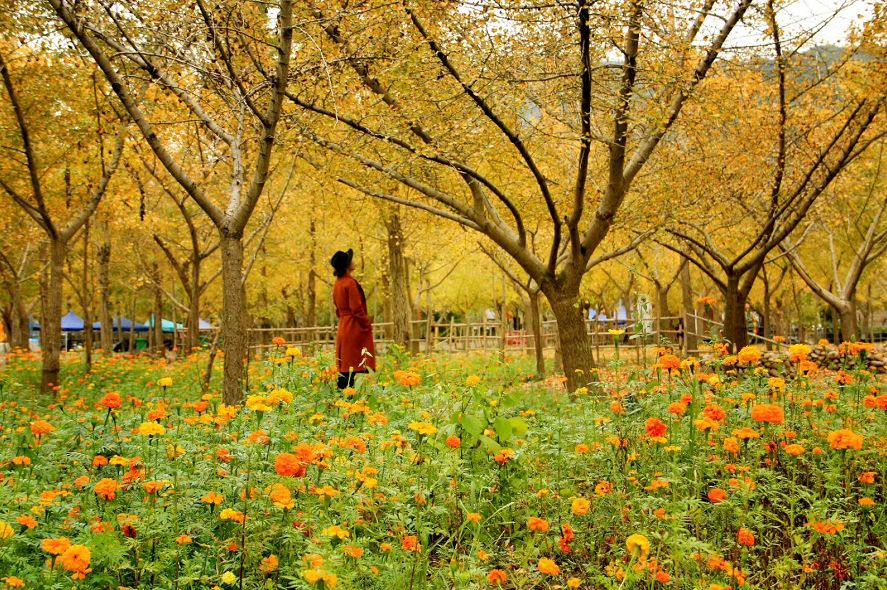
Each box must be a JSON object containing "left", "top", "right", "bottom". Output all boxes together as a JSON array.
[{"left": 331, "top": 249, "right": 375, "bottom": 389}]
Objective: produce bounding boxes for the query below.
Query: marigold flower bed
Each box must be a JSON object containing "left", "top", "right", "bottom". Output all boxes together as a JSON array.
[{"left": 0, "top": 346, "right": 884, "bottom": 589}]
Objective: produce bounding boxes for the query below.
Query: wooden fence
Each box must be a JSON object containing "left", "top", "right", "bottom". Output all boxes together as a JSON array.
[{"left": 217, "top": 311, "right": 787, "bottom": 361}]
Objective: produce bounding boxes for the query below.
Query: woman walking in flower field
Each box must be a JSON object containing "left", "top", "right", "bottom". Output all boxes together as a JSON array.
[{"left": 330, "top": 248, "right": 375, "bottom": 389}]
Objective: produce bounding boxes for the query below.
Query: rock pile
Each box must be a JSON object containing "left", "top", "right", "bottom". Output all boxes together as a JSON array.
[{"left": 754, "top": 345, "right": 887, "bottom": 376}]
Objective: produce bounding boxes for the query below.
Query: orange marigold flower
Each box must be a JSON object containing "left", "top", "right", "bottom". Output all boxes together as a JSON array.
[
  {"left": 528, "top": 517, "right": 550, "bottom": 532},
  {"left": 275, "top": 452, "right": 307, "bottom": 478},
  {"left": 806, "top": 519, "right": 845, "bottom": 535},
  {"left": 202, "top": 491, "right": 224, "bottom": 505},
  {"left": 30, "top": 420, "right": 55, "bottom": 437},
  {"left": 41, "top": 537, "right": 72, "bottom": 556},
  {"left": 342, "top": 545, "right": 363, "bottom": 558},
  {"left": 175, "top": 534, "right": 193, "bottom": 545},
  {"left": 703, "top": 404, "right": 726, "bottom": 422},
  {"left": 445, "top": 435, "right": 461, "bottom": 449},
  {"left": 737, "top": 346, "right": 761, "bottom": 365},
  {"left": 99, "top": 392, "right": 122, "bottom": 409},
  {"left": 645, "top": 418, "right": 667, "bottom": 438},
  {"left": 658, "top": 354, "right": 681, "bottom": 371},
  {"left": 16, "top": 515, "right": 37, "bottom": 529},
  {"left": 667, "top": 402, "right": 687, "bottom": 417},
  {"left": 750, "top": 403, "right": 784, "bottom": 425},
  {"left": 59, "top": 544, "right": 91, "bottom": 579},
  {"left": 401, "top": 535, "right": 421, "bottom": 552},
  {"left": 487, "top": 569, "right": 507, "bottom": 585},
  {"left": 858, "top": 471, "right": 876, "bottom": 484},
  {"left": 737, "top": 528, "right": 755, "bottom": 546},
  {"left": 707, "top": 488, "right": 727, "bottom": 503},
  {"left": 466, "top": 512, "right": 482, "bottom": 523},
  {"left": 784, "top": 444, "right": 805, "bottom": 456},
  {"left": 93, "top": 478, "right": 117, "bottom": 501},
  {"left": 538, "top": 558, "right": 560, "bottom": 576},
  {"left": 1, "top": 576, "right": 25, "bottom": 588},
  {"left": 859, "top": 497, "right": 875, "bottom": 508},
  {"left": 827, "top": 429, "right": 863, "bottom": 451},
  {"left": 260, "top": 554, "right": 279, "bottom": 573}
]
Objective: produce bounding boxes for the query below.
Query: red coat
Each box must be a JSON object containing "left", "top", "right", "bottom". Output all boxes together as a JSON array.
[{"left": 333, "top": 275, "right": 376, "bottom": 373}]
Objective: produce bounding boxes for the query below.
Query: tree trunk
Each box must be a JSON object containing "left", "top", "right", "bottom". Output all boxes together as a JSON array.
[
  {"left": 385, "top": 212, "right": 412, "bottom": 349},
  {"left": 527, "top": 289, "right": 544, "bottom": 376},
  {"left": 8, "top": 281, "right": 23, "bottom": 349},
  {"left": 655, "top": 282, "right": 671, "bottom": 335},
  {"left": 680, "top": 258, "right": 697, "bottom": 353},
  {"left": 151, "top": 262, "right": 163, "bottom": 356},
  {"left": 97, "top": 241, "right": 113, "bottom": 352},
  {"left": 16, "top": 295, "right": 29, "bottom": 350},
  {"left": 220, "top": 234, "right": 248, "bottom": 405},
  {"left": 188, "top": 284, "right": 200, "bottom": 351},
  {"left": 722, "top": 275, "right": 749, "bottom": 350},
  {"left": 307, "top": 217, "right": 317, "bottom": 327},
  {"left": 81, "top": 221, "right": 93, "bottom": 372},
  {"left": 761, "top": 268, "right": 772, "bottom": 350},
  {"left": 545, "top": 287, "right": 593, "bottom": 391},
  {"left": 42, "top": 238, "right": 65, "bottom": 392},
  {"left": 838, "top": 299, "right": 858, "bottom": 342}
]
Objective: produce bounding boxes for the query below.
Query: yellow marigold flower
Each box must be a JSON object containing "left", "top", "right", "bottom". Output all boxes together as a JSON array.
[
  {"left": 136, "top": 422, "right": 165, "bottom": 437},
  {"left": 408, "top": 421, "right": 438, "bottom": 436},
  {"left": 221, "top": 571, "right": 237, "bottom": 585},
  {"left": 157, "top": 377, "right": 173, "bottom": 388},
  {"left": 571, "top": 497, "right": 591, "bottom": 516},
  {"left": 322, "top": 524, "right": 349, "bottom": 539},
  {"left": 245, "top": 395, "right": 273, "bottom": 413},
  {"left": 465, "top": 375, "right": 481, "bottom": 386},
  {"left": 626, "top": 533, "right": 650, "bottom": 561},
  {"left": 0, "top": 521, "right": 13, "bottom": 540},
  {"left": 538, "top": 558, "right": 560, "bottom": 575}
]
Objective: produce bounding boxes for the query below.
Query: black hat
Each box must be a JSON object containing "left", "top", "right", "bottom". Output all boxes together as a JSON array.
[{"left": 330, "top": 249, "right": 353, "bottom": 277}]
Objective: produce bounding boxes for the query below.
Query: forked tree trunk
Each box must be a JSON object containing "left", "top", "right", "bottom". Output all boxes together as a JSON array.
[
  {"left": 97, "top": 241, "right": 113, "bottom": 352},
  {"left": 545, "top": 288, "right": 594, "bottom": 390},
  {"left": 385, "top": 212, "right": 412, "bottom": 348},
  {"left": 220, "top": 234, "right": 248, "bottom": 405},
  {"left": 42, "top": 238, "right": 65, "bottom": 392}
]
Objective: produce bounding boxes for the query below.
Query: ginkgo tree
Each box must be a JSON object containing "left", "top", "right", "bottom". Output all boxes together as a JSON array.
[
  {"left": 47, "top": 0, "right": 296, "bottom": 403},
  {"left": 286, "top": 0, "right": 753, "bottom": 389},
  {"left": 0, "top": 44, "right": 125, "bottom": 391},
  {"left": 659, "top": 0, "right": 885, "bottom": 349}
]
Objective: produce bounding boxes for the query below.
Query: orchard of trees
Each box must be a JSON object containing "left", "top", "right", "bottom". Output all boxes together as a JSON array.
[{"left": 2, "top": 0, "right": 886, "bottom": 398}]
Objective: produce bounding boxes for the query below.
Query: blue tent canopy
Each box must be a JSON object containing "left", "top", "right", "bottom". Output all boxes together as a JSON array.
[
  {"left": 93, "top": 316, "right": 148, "bottom": 332},
  {"left": 145, "top": 316, "right": 185, "bottom": 333},
  {"left": 198, "top": 318, "right": 214, "bottom": 330},
  {"left": 60, "top": 311, "right": 85, "bottom": 332},
  {"left": 614, "top": 304, "right": 628, "bottom": 322}
]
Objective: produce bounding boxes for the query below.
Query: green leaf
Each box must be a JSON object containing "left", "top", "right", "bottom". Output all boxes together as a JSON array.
[
  {"left": 459, "top": 414, "right": 484, "bottom": 437},
  {"left": 493, "top": 416, "right": 512, "bottom": 441}
]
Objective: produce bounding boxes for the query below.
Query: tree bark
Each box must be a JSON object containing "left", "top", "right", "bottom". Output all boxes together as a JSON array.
[
  {"left": 527, "top": 289, "right": 544, "bottom": 376},
  {"left": 307, "top": 217, "right": 317, "bottom": 327},
  {"left": 680, "top": 258, "right": 697, "bottom": 353},
  {"left": 151, "top": 262, "right": 164, "bottom": 356},
  {"left": 837, "top": 299, "right": 858, "bottom": 342},
  {"left": 42, "top": 238, "right": 65, "bottom": 392},
  {"left": 545, "top": 287, "right": 593, "bottom": 390},
  {"left": 220, "top": 234, "right": 247, "bottom": 405},
  {"left": 81, "top": 220, "right": 93, "bottom": 372},
  {"left": 97, "top": 241, "right": 113, "bottom": 352},
  {"left": 7, "top": 282, "right": 23, "bottom": 349},
  {"left": 722, "top": 275, "right": 749, "bottom": 350},
  {"left": 385, "top": 212, "right": 412, "bottom": 348}
]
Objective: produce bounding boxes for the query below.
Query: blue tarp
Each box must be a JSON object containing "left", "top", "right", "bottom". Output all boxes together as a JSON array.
[
  {"left": 92, "top": 317, "right": 149, "bottom": 332},
  {"left": 60, "top": 311, "right": 85, "bottom": 331},
  {"left": 198, "top": 318, "right": 214, "bottom": 330},
  {"left": 145, "top": 316, "right": 185, "bottom": 333}
]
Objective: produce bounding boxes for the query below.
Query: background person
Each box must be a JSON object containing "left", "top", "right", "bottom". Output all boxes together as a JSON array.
[{"left": 331, "top": 249, "right": 375, "bottom": 389}]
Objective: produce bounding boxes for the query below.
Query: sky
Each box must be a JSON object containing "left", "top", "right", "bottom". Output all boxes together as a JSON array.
[{"left": 729, "top": 0, "right": 876, "bottom": 48}]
